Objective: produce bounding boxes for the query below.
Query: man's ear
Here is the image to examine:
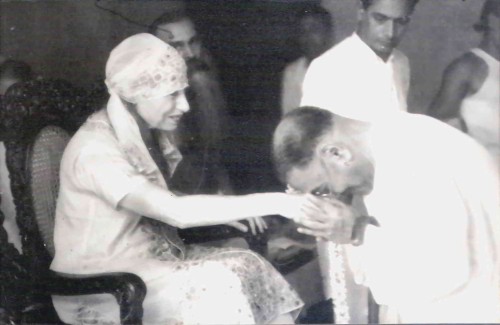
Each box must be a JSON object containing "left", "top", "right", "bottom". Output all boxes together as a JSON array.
[
  {"left": 357, "top": 7, "right": 367, "bottom": 22},
  {"left": 317, "top": 144, "right": 353, "bottom": 167}
]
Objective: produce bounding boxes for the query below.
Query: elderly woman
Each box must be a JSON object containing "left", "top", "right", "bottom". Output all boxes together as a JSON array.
[{"left": 50, "top": 34, "right": 308, "bottom": 324}]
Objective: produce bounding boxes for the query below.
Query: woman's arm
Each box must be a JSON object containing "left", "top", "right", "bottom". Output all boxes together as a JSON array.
[{"left": 119, "top": 181, "right": 302, "bottom": 229}]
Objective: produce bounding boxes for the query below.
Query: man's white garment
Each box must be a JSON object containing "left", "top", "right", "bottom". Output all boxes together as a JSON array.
[
  {"left": 343, "top": 112, "right": 500, "bottom": 323},
  {"left": 301, "top": 33, "right": 410, "bottom": 121},
  {"left": 281, "top": 57, "right": 309, "bottom": 116}
]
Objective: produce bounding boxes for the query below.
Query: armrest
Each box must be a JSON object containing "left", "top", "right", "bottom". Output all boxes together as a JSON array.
[
  {"left": 179, "top": 224, "right": 268, "bottom": 255},
  {"left": 37, "top": 271, "right": 146, "bottom": 325}
]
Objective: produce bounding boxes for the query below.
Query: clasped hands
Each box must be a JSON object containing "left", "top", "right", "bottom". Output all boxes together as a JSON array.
[{"left": 292, "top": 194, "right": 356, "bottom": 244}]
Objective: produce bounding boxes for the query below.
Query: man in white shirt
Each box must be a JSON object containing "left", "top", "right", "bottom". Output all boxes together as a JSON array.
[
  {"left": 301, "top": 0, "right": 418, "bottom": 121},
  {"left": 281, "top": 4, "right": 334, "bottom": 116},
  {"left": 273, "top": 107, "right": 500, "bottom": 323}
]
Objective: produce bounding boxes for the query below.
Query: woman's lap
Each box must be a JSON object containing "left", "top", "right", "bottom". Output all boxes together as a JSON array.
[{"left": 53, "top": 246, "right": 303, "bottom": 324}]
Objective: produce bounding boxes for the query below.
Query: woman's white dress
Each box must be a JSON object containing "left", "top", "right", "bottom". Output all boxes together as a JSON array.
[{"left": 50, "top": 110, "right": 303, "bottom": 324}]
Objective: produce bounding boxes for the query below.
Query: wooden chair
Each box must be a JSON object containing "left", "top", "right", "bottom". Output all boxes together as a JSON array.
[{"left": 0, "top": 79, "right": 146, "bottom": 324}]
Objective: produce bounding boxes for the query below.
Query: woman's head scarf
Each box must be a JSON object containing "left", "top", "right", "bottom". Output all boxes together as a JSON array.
[
  {"left": 104, "top": 33, "right": 187, "bottom": 188},
  {"left": 105, "top": 33, "right": 188, "bottom": 103}
]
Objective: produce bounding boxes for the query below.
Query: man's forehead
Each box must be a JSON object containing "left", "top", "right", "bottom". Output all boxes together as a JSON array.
[
  {"left": 157, "top": 19, "right": 197, "bottom": 42},
  {"left": 366, "top": 0, "right": 413, "bottom": 17}
]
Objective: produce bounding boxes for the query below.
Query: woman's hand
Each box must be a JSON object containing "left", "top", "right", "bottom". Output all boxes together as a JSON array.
[
  {"left": 278, "top": 193, "right": 323, "bottom": 222},
  {"left": 295, "top": 197, "right": 356, "bottom": 244},
  {"left": 226, "top": 217, "right": 268, "bottom": 235}
]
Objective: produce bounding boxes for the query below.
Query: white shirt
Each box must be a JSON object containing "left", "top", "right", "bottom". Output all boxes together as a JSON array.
[
  {"left": 281, "top": 56, "right": 309, "bottom": 116},
  {"left": 301, "top": 33, "right": 410, "bottom": 121},
  {"left": 346, "top": 113, "right": 500, "bottom": 322}
]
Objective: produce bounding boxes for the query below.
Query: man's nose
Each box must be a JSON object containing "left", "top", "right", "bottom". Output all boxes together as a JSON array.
[
  {"left": 176, "top": 91, "right": 190, "bottom": 113},
  {"left": 183, "top": 45, "right": 195, "bottom": 59},
  {"left": 384, "top": 20, "right": 396, "bottom": 39}
]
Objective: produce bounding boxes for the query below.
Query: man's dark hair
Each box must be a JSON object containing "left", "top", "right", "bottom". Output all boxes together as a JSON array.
[
  {"left": 148, "top": 8, "right": 190, "bottom": 35},
  {"left": 296, "top": 4, "right": 333, "bottom": 31},
  {"left": 272, "top": 107, "right": 334, "bottom": 182},
  {"left": 360, "top": 0, "right": 420, "bottom": 11},
  {"left": 474, "top": 0, "right": 500, "bottom": 33},
  {"left": 0, "top": 59, "right": 33, "bottom": 81}
]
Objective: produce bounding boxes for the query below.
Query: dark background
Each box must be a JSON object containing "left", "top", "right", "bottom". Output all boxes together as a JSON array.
[{"left": 0, "top": 0, "right": 484, "bottom": 193}]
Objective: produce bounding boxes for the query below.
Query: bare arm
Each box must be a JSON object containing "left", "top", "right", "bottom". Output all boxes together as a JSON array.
[
  {"left": 428, "top": 55, "right": 475, "bottom": 120},
  {"left": 119, "top": 181, "right": 301, "bottom": 229}
]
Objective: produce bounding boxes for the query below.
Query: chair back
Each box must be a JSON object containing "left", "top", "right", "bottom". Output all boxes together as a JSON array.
[
  {"left": 0, "top": 79, "right": 95, "bottom": 273},
  {"left": 28, "top": 126, "right": 71, "bottom": 256}
]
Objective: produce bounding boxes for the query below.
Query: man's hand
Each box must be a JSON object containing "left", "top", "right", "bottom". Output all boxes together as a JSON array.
[
  {"left": 226, "top": 217, "right": 268, "bottom": 235},
  {"left": 295, "top": 197, "right": 356, "bottom": 244}
]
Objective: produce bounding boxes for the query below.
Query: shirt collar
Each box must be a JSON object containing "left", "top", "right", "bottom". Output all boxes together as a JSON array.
[{"left": 351, "top": 32, "right": 396, "bottom": 64}]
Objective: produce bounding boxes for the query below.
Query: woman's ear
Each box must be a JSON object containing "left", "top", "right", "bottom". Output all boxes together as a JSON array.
[{"left": 318, "top": 144, "right": 353, "bottom": 167}]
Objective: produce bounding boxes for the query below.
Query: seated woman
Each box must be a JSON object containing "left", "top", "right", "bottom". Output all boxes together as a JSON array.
[{"left": 50, "top": 33, "right": 309, "bottom": 324}]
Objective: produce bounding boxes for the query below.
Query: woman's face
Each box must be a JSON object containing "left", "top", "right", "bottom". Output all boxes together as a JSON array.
[{"left": 135, "top": 89, "right": 190, "bottom": 131}]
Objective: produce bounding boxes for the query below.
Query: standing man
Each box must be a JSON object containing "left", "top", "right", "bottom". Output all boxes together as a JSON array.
[
  {"left": 273, "top": 107, "right": 500, "bottom": 323},
  {"left": 281, "top": 4, "right": 334, "bottom": 116},
  {"left": 429, "top": 0, "right": 499, "bottom": 163},
  {"left": 149, "top": 10, "right": 232, "bottom": 196},
  {"left": 301, "top": 0, "right": 419, "bottom": 121}
]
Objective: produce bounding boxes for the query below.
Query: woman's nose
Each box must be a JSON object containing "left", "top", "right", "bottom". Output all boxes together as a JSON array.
[{"left": 176, "top": 91, "right": 190, "bottom": 113}]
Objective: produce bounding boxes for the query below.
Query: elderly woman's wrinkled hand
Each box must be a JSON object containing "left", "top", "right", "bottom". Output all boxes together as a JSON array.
[{"left": 295, "top": 197, "right": 355, "bottom": 244}]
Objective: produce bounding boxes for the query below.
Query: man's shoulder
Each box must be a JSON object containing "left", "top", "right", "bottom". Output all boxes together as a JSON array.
[
  {"left": 314, "top": 36, "right": 355, "bottom": 63},
  {"left": 447, "top": 51, "right": 485, "bottom": 77},
  {"left": 391, "top": 48, "right": 410, "bottom": 67},
  {"left": 284, "top": 57, "right": 308, "bottom": 75}
]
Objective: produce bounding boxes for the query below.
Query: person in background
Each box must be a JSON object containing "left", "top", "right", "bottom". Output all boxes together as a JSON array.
[
  {"left": 301, "top": 0, "right": 419, "bottom": 121},
  {"left": 0, "top": 59, "right": 32, "bottom": 98},
  {"left": 429, "top": 0, "right": 499, "bottom": 163},
  {"left": 149, "top": 9, "right": 232, "bottom": 197},
  {"left": 281, "top": 4, "right": 334, "bottom": 116},
  {"left": 50, "top": 33, "right": 308, "bottom": 324},
  {"left": 0, "top": 59, "right": 33, "bottom": 253},
  {"left": 273, "top": 106, "right": 500, "bottom": 323}
]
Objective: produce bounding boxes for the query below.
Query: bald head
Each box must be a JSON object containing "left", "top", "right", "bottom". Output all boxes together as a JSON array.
[{"left": 273, "top": 107, "right": 334, "bottom": 182}]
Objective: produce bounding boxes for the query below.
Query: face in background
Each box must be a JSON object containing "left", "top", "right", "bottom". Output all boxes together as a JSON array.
[
  {"left": 285, "top": 142, "right": 375, "bottom": 199},
  {"left": 155, "top": 18, "right": 202, "bottom": 61},
  {"left": 134, "top": 89, "right": 190, "bottom": 131},
  {"left": 357, "top": 0, "right": 415, "bottom": 61},
  {"left": 299, "top": 15, "right": 333, "bottom": 60},
  {"left": 485, "top": 8, "right": 500, "bottom": 51}
]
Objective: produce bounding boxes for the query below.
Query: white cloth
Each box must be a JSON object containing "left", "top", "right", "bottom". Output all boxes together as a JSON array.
[
  {"left": 301, "top": 33, "right": 410, "bottom": 122},
  {"left": 460, "top": 48, "right": 500, "bottom": 163},
  {"left": 281, "top": 56, "right": 309, "bottom": 116},
  {"left": 344, "top": 112, "right": 500, "bottom": 323}
]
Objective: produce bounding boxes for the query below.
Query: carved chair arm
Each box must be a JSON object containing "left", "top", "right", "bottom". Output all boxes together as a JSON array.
[{"left": 37, "top": 271, "right": 146, "bottom": 325}]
